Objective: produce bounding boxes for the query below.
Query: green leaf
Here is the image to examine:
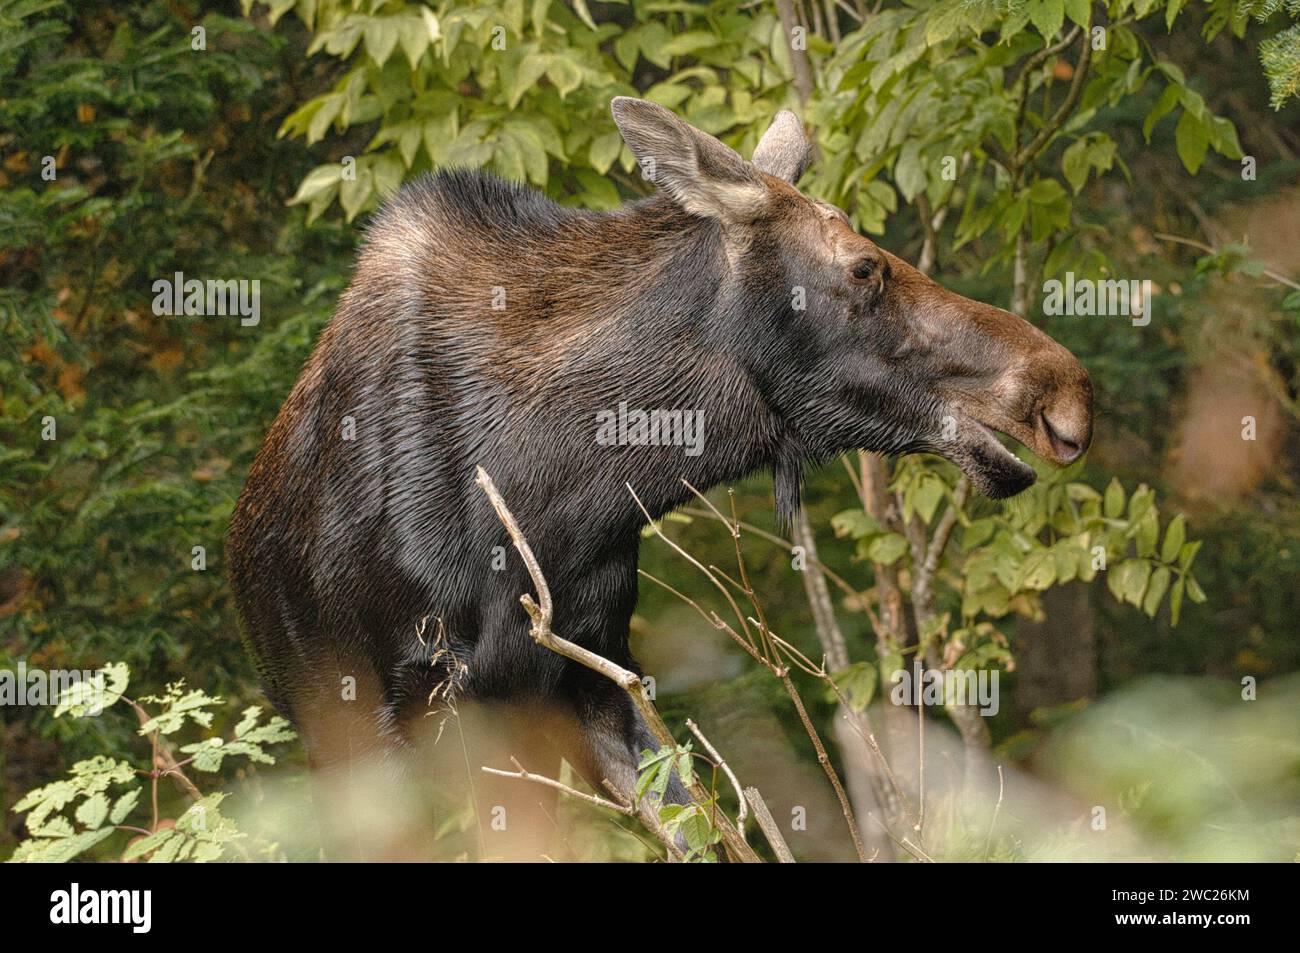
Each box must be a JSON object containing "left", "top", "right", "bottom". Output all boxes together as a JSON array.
[
  {"left": 672, "top": 807, "right": 706, "bottom": 847},
  {"left": 339, "top": 165, "right": 373, "bottom": 221},
  {"left": 75, "top": 792, "right": 109, "bottom": 830},
  {"left": 1021, "top": 550, "right": 1058, "bottom": 591},
  {"left": 1161, "top": 514, "right": 1186, "bottom": 563},
  {"left": 1119, "top": 559, "right": 1153, "bottom": 607},
  {"left": 832, "top": 507, "right": 881, "bottom": 539},
  {"left": 1062, "top": 138, "right": 1091, "bottom": 193},
  {"left": 1066, "top": 483, "right": 1101, "bottom": 502},
  {"left": 571, "top": 0, "right": 598, "bottom": 30},
  {"left": 289, "top": 164, "right": 343, "bottom": 206},
  {"left": 1170, "top": 576, "right": 1185, "bottom": 625},
  {"left": 397, "top": 12, "right": 433, "bottom": 67},
  {"left": 1028, "top": 177, "right": 1067, "bottom": 204},
  {"left": 614, "top": 29, "right": 639, "bottom": 71},
  {"left": 123, "top": 828, "right": 175, "bottom": 863},
  {"left": 55, "top": 662, "right": 128, "bottom": 717},
  {"left": 1103, "top": 478, "right": 1125, "bottom": 519},
  {"left": 530, "top": 0, "right": 551, "bottom": 38},
  {"left": 373, "top": 153, "right": 404, "bottom": 201},
  {"left": 831, "top": 662, "right": 877, "bottom": 712},
  {"left": 962, "top": 518, "right": 997, "bottom": 552},
  {"left": 867, "top": 533, "right": 910, "bottom": 565},
  {"left": 926, "top": 1, "right": 967, "bottom": 46},
  {"left": 1175, "top": 110, "right": 1209, "bottom": 174},
  {"left": 10, "top": 827, "right": 115, "bottom": 863},
  {"left": 506, "top": 51, "right": 549, "bottom": 110},
  {"left": 137, "top": 684, "right": 222, "bottom": 735},
  {"left": 895, "top": 141, "right": 927, "bottom": 203},
  {"left": 1208, "top": 115, "right": 1243, "bottom": 159},
  {"left": 913, "top": 474, "right": 946, "bottom": 524},
  {"left": 1134, "top": 511, "right": 1159, "bottom": 558},
  {"left": 1143, "top": 84, "right": 1180, "bottom": 142},
  {"left": 675, "top": 749, "right": 694, "bottom": 787},
  {"left": 110, "top": 789, "right": 142, "bottom": 826},
  {"left": 1142, "top": 566, "right": 1171, "bottom": 617},
  {"left": 588, "top": 131, "right": 622, "bottom": 174},
  {"left": 658, "top": 31, "right": 719, "bottom": 59},
  {"left": 545, "top": 55, "right": 583, "bottom": 98},
  {"left": 364, "top": 17, "right": 400, "bottom": 67},
  {"left": 1028, "top": 0, "right": 1066, "bottom": 41}
]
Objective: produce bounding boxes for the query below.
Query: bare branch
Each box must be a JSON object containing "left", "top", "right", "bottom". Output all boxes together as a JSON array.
[
  {"left": 792, "top": 505, "right": 849, "bottom": 672},
  {"left": 483, "top": 758, "right": 634, "bottom": 816},
  {"left": 686, "top": 719, "right": 747, "bottom": 838},
  {"left": 629, "top": 483, "right": 761, "bottom": 658},
  {"left": 911, "top": 476, "right": 970, "bottom": 622},
  {"left": 983, "top": 764, "right": 1006, "bottom": 861},
  {"left": 1155, "top": 232, "right": 1300, "bottom": 291},
  {"left": 1014, "top": 30, "right": 1093, "bottom": 169},
  {"left": 744, "top": 787, "right": 796, "bottom": 862},
  {"left": 777, "top": 0, "right": 814, "bottom": 104},
  {"left": 474, "top": 466, "right": 760, "bottom": 863}
]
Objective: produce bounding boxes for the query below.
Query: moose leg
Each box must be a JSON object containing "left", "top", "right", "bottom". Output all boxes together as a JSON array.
[
  {"left": 293, "top": 652, "right": 440, "bottom": 861},
  {"left": 555, "top": 678, "right": 696, "bottom": 858},
  {"left": 463, "top": 700, "right": 566, "bottom": 861}
]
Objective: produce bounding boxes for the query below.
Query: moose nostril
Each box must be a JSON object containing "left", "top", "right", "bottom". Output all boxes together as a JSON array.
[{"left": 1040, "top": 410, "right": 1085, "bottom": 463}]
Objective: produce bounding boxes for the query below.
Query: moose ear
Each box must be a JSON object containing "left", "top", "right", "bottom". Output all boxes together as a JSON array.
[
  {"left": 611, "top": 97, "right": 767, "bottom": 221},
  {"left": 751, "top": 110, "right": 810, "bottom": 184}
]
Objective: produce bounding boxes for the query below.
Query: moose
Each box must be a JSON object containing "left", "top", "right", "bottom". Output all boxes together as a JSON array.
[{"left": 227, "top": 98, "right": 1092, "bottom": 858}]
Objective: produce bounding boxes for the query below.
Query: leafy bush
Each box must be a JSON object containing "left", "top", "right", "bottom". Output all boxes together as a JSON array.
[{"left": 8, "top": 663, "right": 294, "bottom": 863}]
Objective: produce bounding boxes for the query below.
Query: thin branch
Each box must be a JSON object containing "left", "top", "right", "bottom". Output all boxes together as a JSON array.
[
  {"left": 679, "top": 506, "right": 866, "bottom": 609},
  {"left": 744, "top": 787, "right": 796, "bottom": 862},
  {"left": 637, "top": 568, "right": 765, "bottom": 665},
  {"left": 631, "top": 485, "right": 761, "bottom": 658},
  {"left": 126, "top": 697, "right": 203, "bottom": 803},
  {"left": 916, "top": 690, "right": 926, "bottom": 836},
  {"left": 792, "top": 505, "right": 849, "bottom": 672},
  {"left": 779, "top": 668, "right": 869, "bottom": 861},
  {"left": 475, "top": 467, "right": 760, "bottom": 863},
  {"left": 832, "top": 0, "right": 864, "bottom": 24},
  {"left": 911, "top": 476, "right": 970, "bottom": 622},
  {"left": 1010, "top": 26, "right": 1082, "bottom": 99},
  {"left": 777, "top": 0, "right": 815, "bottom": 104},
  {"left": 483, "top": 758, "right": 635, "bottom": 816},
  {"left": 673, "top": 482, "right": 869, "bottom": 862},
  {"left": 866, "top": 811, "right": 934, "bottom": 863},
  {"left": 686, "top": 719, "right": 747, "bottom": 838},
  {"left": 1014, "top": 30, "right": 1093, "bottom": 169},
  {"left": 824, "top": 680, "right": 920, "bottom": 827},
  {"left": 1154, "top": 232, "right": 1300, "bottom": 291},
  {"left": 983, "top": 764, "right": 1006, "bottom": 861}
]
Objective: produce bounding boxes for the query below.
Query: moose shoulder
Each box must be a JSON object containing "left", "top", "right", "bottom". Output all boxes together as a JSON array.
[{"left": 227, "top": 98, "right": 1092, "bottom": 856}]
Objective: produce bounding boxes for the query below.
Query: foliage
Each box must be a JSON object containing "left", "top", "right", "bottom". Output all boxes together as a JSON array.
[
  {"left": 8, "top": 664, "right": 294, "bottom": 862},
  {"left": 829, "top": 454, "right": 1205, "bottom": 708},
  {"left": 0, "top": 0, "right": 349, "bottom": 711},
  {"left": 252, "top": 0, "right": 805, "bottom": 220},
  {"left": 636, "top": 742, "right": 722, "bottom": 862}
]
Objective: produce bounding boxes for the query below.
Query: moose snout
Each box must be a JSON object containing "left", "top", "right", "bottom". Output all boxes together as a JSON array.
[{"left": 1033, "top": 367, "right": 1093, "bottom": 466}]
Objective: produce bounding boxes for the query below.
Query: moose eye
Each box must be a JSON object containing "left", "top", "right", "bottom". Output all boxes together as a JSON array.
[{"left": 850, "top": 258, "right": 881, "bottom": 284}]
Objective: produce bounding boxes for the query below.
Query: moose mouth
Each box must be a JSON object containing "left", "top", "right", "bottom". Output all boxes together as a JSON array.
[{"left": 947, "top": 412, "right": 1038, "bottom": 500}]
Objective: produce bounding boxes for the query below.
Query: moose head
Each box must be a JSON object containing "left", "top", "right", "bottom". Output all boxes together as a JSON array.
[{"left": 611, "top": 97, "right": 1093, "bottom": 503}]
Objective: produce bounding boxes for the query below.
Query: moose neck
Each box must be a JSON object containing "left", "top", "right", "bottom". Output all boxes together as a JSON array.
[{"left": 537, "top": 196, "right": 795, "bottom": 530}]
